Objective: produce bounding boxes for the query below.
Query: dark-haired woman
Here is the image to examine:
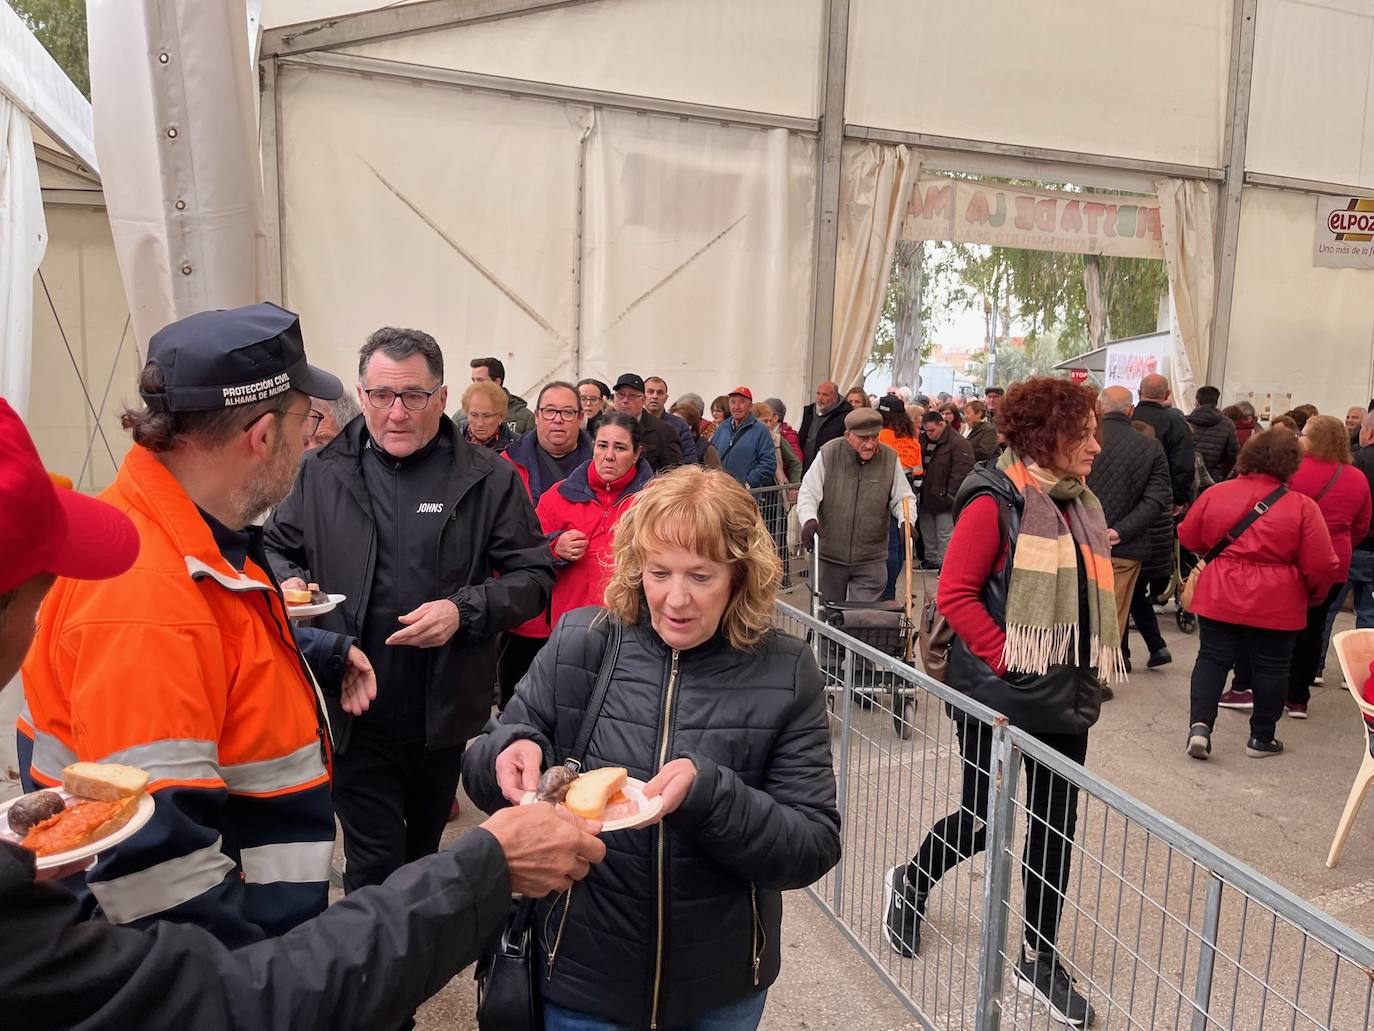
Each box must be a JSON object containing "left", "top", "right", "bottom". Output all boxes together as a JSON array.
[
  {"left": 534, "top": 412, "right": 654, "bottom": 628},
  {"left": 886, "top": 377, "right": 1116, "bottom": 1028},
  {"left": 1178, "top": 428, "right": 1338, "bottom": 760}
]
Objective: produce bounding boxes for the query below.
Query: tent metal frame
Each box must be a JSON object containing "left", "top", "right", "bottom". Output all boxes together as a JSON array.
[{"left": 256, "top": 0, "right": 1370, "bottom": 396}]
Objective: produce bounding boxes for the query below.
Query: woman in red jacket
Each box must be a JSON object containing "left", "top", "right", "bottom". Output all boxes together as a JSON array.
[
  {"left": 1287, "top": 416, "right": 1372, "bottom": 714},
  {"left": 536, "top": 412, "right": 654, "bottom": 627},
  {"left": 1179, "top": 429, "right": 1338, "bottom": 760},
  {"left": 886, "top": 377, "right": 1112, "bottom": 1028}
]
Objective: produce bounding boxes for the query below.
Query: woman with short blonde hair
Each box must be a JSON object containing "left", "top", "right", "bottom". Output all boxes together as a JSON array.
[
  {"left": 460, "top": 380, "right": 513, "bottom": 452},
  {"left": 463, "top": 465, "right": 839, "bottom": 1031}
]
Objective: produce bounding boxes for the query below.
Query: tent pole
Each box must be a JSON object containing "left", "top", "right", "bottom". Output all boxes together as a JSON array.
[
  {"left": 1207, "top": 0, "right": 1258, "bottom": 389},
  {"left": 808, "top": 0, "right": 849, "bottom": 394},
  {"left": 260, "top": 58, "right": 286, "bottom": 305}
]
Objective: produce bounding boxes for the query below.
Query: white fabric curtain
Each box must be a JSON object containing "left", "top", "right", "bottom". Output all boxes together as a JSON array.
[
  {"left": 1155, "top": 177, "right": 1217, "bottom": 405},
  {"left": 88, "top": 0, "right": 267, "bottom": 349},
  {"left": 831, "top": 142, "right": 916, "bottom": 393},
  {"left": 0, "top": 95, "right": 46, "bottom": 416}
]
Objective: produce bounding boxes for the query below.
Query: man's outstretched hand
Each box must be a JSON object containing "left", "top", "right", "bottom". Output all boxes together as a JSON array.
[{"left": 481, "top": 804, "right": 606, "bottom": 897}]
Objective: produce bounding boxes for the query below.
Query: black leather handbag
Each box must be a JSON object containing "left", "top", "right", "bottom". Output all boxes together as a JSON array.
[{"left": 474, "top": 616, "right": 623, "bottom": 1031}]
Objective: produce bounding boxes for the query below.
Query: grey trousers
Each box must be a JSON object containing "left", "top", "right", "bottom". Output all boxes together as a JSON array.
[
  {"left": 918, "top": 509, "right": 955, "bottom": 565},
  {"left": 818, "top": 557, "right": 888, "bottom": 607}
]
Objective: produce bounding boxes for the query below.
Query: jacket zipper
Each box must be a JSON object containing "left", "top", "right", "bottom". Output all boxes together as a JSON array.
[
  {"left": 545, "top": 884, "right": 574, "bottom": 978},
  {"left": 750, "top": 882, "right": 765, "bottom": 986},
  {"left": 649, "top": 648, "right": 681, "bottom": 1030}
]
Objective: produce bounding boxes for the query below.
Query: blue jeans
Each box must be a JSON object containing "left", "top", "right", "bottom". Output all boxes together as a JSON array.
[
  {"left": 544, "top": 992, "right": 768, "bottom": 1031},
  {"left": 1321, "top": 551, "right": 1374, "bottom": 664}
]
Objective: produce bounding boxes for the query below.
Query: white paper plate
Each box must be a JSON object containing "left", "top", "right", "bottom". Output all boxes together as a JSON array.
[
  {"left": 0, "top": 789, "right": 156, "bottom": 870},
  {"left": 287, "top": 593, "right": 345, "bottom": 618},
  {"left": 522, "top": 776, "right": 663, "bottom": 833}
]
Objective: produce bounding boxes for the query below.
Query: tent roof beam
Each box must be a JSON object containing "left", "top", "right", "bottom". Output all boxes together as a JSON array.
[
  {"left": 276, "top": 51, "right": 820, "bottom": 133},
  {"left": 1245, "top": 171, "right": 1373, "bottom": 199},
  {"left": 262, "top": 0, "right": 605, "bottom": 58}
]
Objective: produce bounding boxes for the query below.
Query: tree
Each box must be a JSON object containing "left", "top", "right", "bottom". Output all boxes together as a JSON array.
[{"left": 12, "top": 0, "right": 89, "bottom": 98}]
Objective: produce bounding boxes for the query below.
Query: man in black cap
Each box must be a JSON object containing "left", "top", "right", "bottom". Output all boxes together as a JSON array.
[
  {"left": 264, "top": 326, "right": 554, "bottom": 894},
  {"left": 796, "top": 407, "right": 915, "bottom": 605},
  {"left": 19, "top": 302, "right": 374, "bottom": 945},
  {"left": 611, "top": 372, "right": 683, "bottom": 471}
]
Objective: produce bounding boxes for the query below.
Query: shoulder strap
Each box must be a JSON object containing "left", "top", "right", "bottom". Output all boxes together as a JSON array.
[
  {"left": 1203, "top": 485, "right": 1288, "bottom": 563},
  {"left": 564, "top": 616, "right": 623, "bottom": 771},
  {"left": 1315, "top": 466, "right": 1344, "bottom": 503}
]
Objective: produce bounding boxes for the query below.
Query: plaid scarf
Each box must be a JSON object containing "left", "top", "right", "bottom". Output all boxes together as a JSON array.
[{"left": 997, "top": 450, "right": 1125, "bottom": 683}]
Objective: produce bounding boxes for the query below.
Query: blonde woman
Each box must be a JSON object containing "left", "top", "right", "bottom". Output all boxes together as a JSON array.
[
  {"left": 463, "top": 466, "right": 840, "bottom": 1031},
  {"left": 461, "top": 380, "right": 514, "bottom": 452}
]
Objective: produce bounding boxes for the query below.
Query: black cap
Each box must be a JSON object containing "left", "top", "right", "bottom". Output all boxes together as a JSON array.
[
  {"left": 613, "top": 373, "right": 645, "bottom": 394},
  {"left": 877, "top": 394, "right": 904, "bottom": 414},
  {"left": 140, "top": 302, "right": 343, "bottom": 412}
]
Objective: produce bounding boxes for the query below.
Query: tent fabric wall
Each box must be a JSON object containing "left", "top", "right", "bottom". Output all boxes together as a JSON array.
[
  {"left": 845, "top": 0, "right": 1231, "bottom": 170},
  {"left": 278, "top": 66, "right": 583, "bottom": 395},
  {"left": 1223, "top": 187, "right": 1374, "bottom": 416},
  {"left": 0, "top": 94, "right": 46, "bottom": 417},
  {"left": 88, "top": 0, "right": 267, "bottom": 351},
  {"left": 1156, "top": 178, "right": 1217, "bottom": 405},
  {"left": 831, "top": 141, "right": 914, "bottom": 394},
  {"left": 343, "top": 0, "right": 824, "bottom": 119},
  {"left": 28, "top": 204, "right": 136, "bottom": 493},
  {"left": 1247, "top": 0, "right": 1374, "bottom": 187},
  {"left": 580, "top": 110, "right": 816, "bottom": 405}
]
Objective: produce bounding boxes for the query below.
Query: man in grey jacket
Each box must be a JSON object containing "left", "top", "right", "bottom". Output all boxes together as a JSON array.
[{"left": 797, "top": 408, "right": 915, "bottom": 604}]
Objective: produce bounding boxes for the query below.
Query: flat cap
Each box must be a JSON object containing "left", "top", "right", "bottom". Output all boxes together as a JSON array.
[{"left": 845, "top": 408, "right": 883, "bottom": 436}]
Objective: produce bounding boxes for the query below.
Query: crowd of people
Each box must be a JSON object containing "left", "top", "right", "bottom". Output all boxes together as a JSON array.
[
  {"left": 9, "top": 295, "right": 1374, "bottom": 1030},
  {"left": 1, "top": 305, "right": 841, "bottom": 1030}
]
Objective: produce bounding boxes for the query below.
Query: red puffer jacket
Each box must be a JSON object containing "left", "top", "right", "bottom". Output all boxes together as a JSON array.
[
  {"left": 1290, "top": 456, "right": 1372, "bottom": 583},
  {"left": 1178, "top": 473, "right": 1339, "bottom": 630},
  {"left": 535, "top": 458, "right": 654, "bottom": 627}
]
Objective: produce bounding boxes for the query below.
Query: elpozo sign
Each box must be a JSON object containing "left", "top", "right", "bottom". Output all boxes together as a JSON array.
[
  {"left": 1314, "top": 196, "right": 1374, "bottom": 269},
  {"left": 902, "top": 178, "right": 1164, "bottom": 260}
]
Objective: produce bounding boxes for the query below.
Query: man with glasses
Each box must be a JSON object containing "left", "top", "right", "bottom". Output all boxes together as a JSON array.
[
  {"left": 611, "top": 372, "right": 683, "bottom": 471},
  {"left": 20, "top": 302, "right": 374, "bottom": 944},
  {"left": 265, "top": 327, "right": 553, "bottom": 894},
  {"left": 499, "top": 381, "right": 594, "bottom": 706}
]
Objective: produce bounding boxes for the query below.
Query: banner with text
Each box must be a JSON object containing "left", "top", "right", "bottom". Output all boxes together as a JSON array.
[
  {"left": 902, "top": 178, "right": 1164, "bottom": 260},
  {"left": 1314, "top": 196, "right": 1374, "bottom": 269}
]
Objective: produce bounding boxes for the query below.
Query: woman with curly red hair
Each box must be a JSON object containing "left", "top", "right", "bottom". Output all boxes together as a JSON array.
[{"left": 886, "top": 376, "right": 1115, "bottom": 1028}]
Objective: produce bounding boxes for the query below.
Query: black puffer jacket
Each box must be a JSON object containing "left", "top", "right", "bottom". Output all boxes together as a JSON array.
[
  {"left": 945, "top": 466, "right": 1102, "bottom": 735},
  {"left": 1086, "top": 413, "right": 1172, "bottom": 563},
  {"left": 463, "top": 608, "right": 840, "bottom": 1029},
  {"left": 1134, "top": 400, "right": 1196, "bottom": 506},
  {"left": 1186, "top": 404, "right": 1238, "bottom": 483}
]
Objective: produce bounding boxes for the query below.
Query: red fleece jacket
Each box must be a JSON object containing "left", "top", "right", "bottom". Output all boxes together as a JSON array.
[{"left": 934, "top": 495, "right": 1008, "bottom": 673}]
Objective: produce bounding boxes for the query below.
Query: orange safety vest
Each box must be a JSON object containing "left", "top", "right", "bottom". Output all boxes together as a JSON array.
[
  {"left": 880, "top": 428, "right": 923, "bottom": 476},
  {"left": 19, "top": 445, "right": 335, "bottom": 940}
]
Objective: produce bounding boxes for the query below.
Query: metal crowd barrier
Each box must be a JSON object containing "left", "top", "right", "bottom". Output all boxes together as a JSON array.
[
  {"left": 748, "top": 482, "right": 801, "bottom": 588},
  {"left": 772, "top": 600, "right": 1374, "bottom": 1030}
]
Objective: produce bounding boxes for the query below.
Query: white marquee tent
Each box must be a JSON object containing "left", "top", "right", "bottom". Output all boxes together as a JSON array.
[{"left": 6, "top": 0, "right": 1374, "bottom": 492}]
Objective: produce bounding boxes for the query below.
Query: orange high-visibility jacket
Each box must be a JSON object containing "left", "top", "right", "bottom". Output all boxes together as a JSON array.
[{"left": 19, "top": 445, "right": 340, "bottom": 944}]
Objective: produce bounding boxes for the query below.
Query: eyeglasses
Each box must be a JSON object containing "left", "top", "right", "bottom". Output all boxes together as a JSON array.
[
  {"left": 243, "top": 407, "right": 325, "bottom": 436},
  {"left": 361, "top": 385, "right": 443, "bottom": 411},
  {"left": 538, "top": 406, "right": 580, "bottom": 422}
]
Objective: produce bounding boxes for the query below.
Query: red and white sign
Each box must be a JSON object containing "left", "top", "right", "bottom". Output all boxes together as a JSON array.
[{"left": 1314, "top": 196, "right": 1374, "bottom": 269}]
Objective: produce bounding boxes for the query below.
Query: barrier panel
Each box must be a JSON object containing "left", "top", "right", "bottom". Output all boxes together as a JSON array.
[
  {"left": 749, "top": 481, "right": 801, "bottom": 588},
  {"left": 774, "top": 600, "right": 1374, "bottom": 1030}
]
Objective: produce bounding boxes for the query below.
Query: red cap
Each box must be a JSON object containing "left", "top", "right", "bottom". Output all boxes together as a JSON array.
[
  {"left": 728, "top": 386, "right": 753, "bottom": 401},
  {"left": 0, "top": 400, "right": 140, "bottom": 594}
]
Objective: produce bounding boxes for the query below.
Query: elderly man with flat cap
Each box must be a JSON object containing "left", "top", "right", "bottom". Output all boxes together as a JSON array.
[
  {"left": 19, "top": 302, "right": 379, "bottom": 947},
  {"left": 796, "top": 407, "right": 916, "bottom": 605}
]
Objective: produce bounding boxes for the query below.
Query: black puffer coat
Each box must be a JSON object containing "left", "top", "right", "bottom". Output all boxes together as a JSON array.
[
  {"left": 463, "top": 608, "right": 840, "bottom": 1029},
  {"left": 1086, "top": 413, "right": 1172, "bottom": 563},
  {"left": 1186, "top": 404, "right": 1238, "bottom": 483}
]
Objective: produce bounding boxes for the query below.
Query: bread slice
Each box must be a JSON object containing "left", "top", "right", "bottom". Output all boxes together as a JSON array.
[
  {"left": 62, "top": 762, "right": 149, "bottom": 802},
  {"left": 283, "top": 587, "right": 313, "bottom": 605},
  {"left": 563, "top": 767, "right": 628, "bottom": 819}
]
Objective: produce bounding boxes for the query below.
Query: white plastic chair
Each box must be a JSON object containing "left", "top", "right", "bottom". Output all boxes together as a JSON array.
[{"left": 1326, "top": 629, "right": 1374, "bottom": 868}]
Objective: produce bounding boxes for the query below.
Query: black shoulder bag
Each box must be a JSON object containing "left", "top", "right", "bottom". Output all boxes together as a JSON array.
[{"left": 475, "top": 616, "right": 623, "bottom": 1031}]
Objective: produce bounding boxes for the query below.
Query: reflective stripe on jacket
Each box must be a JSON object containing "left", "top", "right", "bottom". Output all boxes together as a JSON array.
[{"left": 19, "top": 445, "right": 338, "bottom": 945}]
